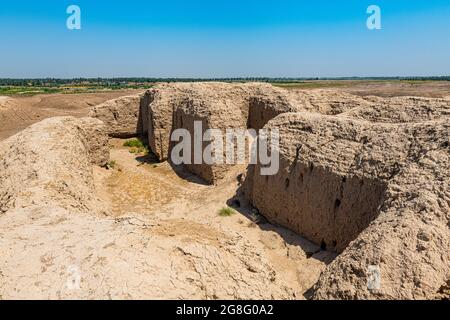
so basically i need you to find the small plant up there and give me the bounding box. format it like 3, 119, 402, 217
123, 138, 145, 148
218, 207, 236, 217
124, 138, 150, 155
107, 160, 116, 169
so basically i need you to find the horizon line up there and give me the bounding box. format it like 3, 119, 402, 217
1, 76, 450, 81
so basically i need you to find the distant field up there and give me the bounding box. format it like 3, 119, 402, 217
0, 85, 154, 96
273, 80, 450, 98
1, 79, 449, 98
272, 80, 360, 89
0, 86, 62, 95
2, 82, 341, 96
272, 79, 447, 89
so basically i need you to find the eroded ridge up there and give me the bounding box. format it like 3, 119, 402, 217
1, 83, 449, 300
89, 82, 449, 299
241, 112, 449, 299
0, 116, 323, 299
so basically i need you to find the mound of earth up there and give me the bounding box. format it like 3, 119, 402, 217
144, 82, 284, 161
91, 83, 379, 184
0, 116, 109, 216
1, 83, 449, 300
0, 90, 143, 141
91, 82, 296, 183
89, 94, 145, 138
242, 112, 449, 299
0, 116, 328, 299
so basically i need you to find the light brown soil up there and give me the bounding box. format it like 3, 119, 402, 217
1, 82, 448, 299
284, 80, 450, 98
0, 117, 332, 299
0, 90, 143, 141
93, 138, 335, 298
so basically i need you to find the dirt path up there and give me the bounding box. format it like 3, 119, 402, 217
93, 139, 336, 298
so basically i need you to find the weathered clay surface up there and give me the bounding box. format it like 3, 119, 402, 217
143, 83, 377, 183
171, 83, 263, 183
90, 84, 387, 184
2, 83, 449, 300
243, 111, 450, 299
144, 83, 275, 161
89, 94, 144, 138
247, 89, 375, 130
0, 117, 109, 216
143, 82, 285, 183
247, 86, 300, 130
340, 96, 450, 123
0, 116, 303, 299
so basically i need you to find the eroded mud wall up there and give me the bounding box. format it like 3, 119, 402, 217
244, 112, 450, 299
250, 160, 387, 252
89, 94, 145, 138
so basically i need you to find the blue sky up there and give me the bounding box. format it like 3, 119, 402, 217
0, 0, 449, 78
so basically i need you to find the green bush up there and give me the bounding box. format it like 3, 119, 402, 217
218, 207, 236, 217
123, 138, 145, 148
124, 138, 150, 155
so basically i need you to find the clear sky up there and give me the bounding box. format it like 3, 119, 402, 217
0, 0, 449, 78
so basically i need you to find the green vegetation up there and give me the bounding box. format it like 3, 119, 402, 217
0, 77, 448, 96
0, 78, 157, 96
123, 138, 149, 155
107, 160, 117, 169
218, 207, 236, 217
123, 138, 145, 148
0, 86, 62, 96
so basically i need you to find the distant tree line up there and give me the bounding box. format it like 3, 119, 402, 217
0, 76, 449, 87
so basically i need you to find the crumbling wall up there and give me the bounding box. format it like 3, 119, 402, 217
145, 84, 186, 161
90, 83, 383, 184
146, 82, 289, 183
247, 90, 298, 130
2, 83, 449, 299
0, 116, 109, 215
90, 94, 145, 138
244, 113, 397, 251
243, 112, 450, 299
312, 119, 450, 300
172, 96, 248, 184
0, 115, 296, 300
249, 161, 387, 252
293, 89, 373, 115
246, 88, 378, 130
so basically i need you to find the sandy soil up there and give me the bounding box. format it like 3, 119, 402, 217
285, 81, 450, 98
2, 81, 449, 142
93, 139, 336, 298
0, 90, 143, 141
0, 82, 448, 299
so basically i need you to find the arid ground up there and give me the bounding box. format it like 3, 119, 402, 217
0, 81, 448, 299
2, 81, 450, 142
0, 90, 143, 141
